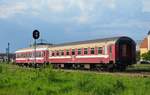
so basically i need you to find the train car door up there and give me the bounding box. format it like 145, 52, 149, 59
43, 50, 49, 63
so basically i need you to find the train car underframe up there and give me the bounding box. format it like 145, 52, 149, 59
51, 62, 123, 72
16, 61, 128, 72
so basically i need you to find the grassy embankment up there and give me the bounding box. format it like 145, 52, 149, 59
0, 63, 150, 95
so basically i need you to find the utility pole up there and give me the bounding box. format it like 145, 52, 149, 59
6, 42, 10, 63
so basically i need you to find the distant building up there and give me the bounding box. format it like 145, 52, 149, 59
0, 53, 15, 62
136, 40, 142, 52
140, 31, 150, 55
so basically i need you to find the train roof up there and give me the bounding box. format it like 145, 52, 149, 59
16, 36, 134, 52
15, 45, 50, 53
51, 36, 125, 47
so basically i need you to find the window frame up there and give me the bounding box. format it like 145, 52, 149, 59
84, 48, 88, 55
56, 51, 59, 56
78, 48, 82, 55
72, 49, 75, 55
98, 47, 103, 54
90, 48, 95, 54
66, 49, 70, 55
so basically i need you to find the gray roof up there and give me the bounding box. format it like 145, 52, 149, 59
52, 36, 122, 47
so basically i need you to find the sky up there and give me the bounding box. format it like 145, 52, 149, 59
0, 0, 150, 52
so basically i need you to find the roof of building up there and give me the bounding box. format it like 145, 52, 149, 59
140, 37, 148, 48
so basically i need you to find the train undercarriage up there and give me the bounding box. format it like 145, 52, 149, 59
16, 62, 128, 72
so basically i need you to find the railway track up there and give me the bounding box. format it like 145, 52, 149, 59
60, 69, 150, 78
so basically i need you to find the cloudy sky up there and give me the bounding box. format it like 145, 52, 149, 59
0, 0, 150, 52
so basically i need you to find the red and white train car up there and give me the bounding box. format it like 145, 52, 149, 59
15, 36, 136, 70
15, 45, 49, 66
48, 36, 136, 70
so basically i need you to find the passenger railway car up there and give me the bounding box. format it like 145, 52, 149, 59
15, 36, 136, 70
15, 45, 49, 66
49, 36, 136, 70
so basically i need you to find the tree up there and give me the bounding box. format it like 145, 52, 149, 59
141, 51, 150, 61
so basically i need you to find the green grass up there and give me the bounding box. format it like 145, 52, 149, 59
0, 63, 150, 95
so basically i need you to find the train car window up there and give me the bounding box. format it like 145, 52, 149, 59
78, 49, 82, 55
66, 50, 69, 55
91, 48, 95, 54
25, 53, 26, 58
52, 51, 55, 56
35, 52, 37, 57
27, 53, 29, 57
98, 47, 103, 54
36, 52, 38, 57
109, 46, 112, 53
29, 53, 31, 57
61, 50, 64, 56
42, 52, 45, 56
22, 54, 24, 58
31, 52, 33, 57
27, 53, 30, 58
84, 48, 88, 55
109, 46, 112, 58
122, 44, 127, 57
26, 53, 28, 58
56, 51, 59, 56
41, 52, 44, 57
38, 52, 40, 57
39, 52, 41, 57
32, 52, 34, 57
72, 49, 75, 55
27, 53, 29, 58
21, 54, 23, 58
